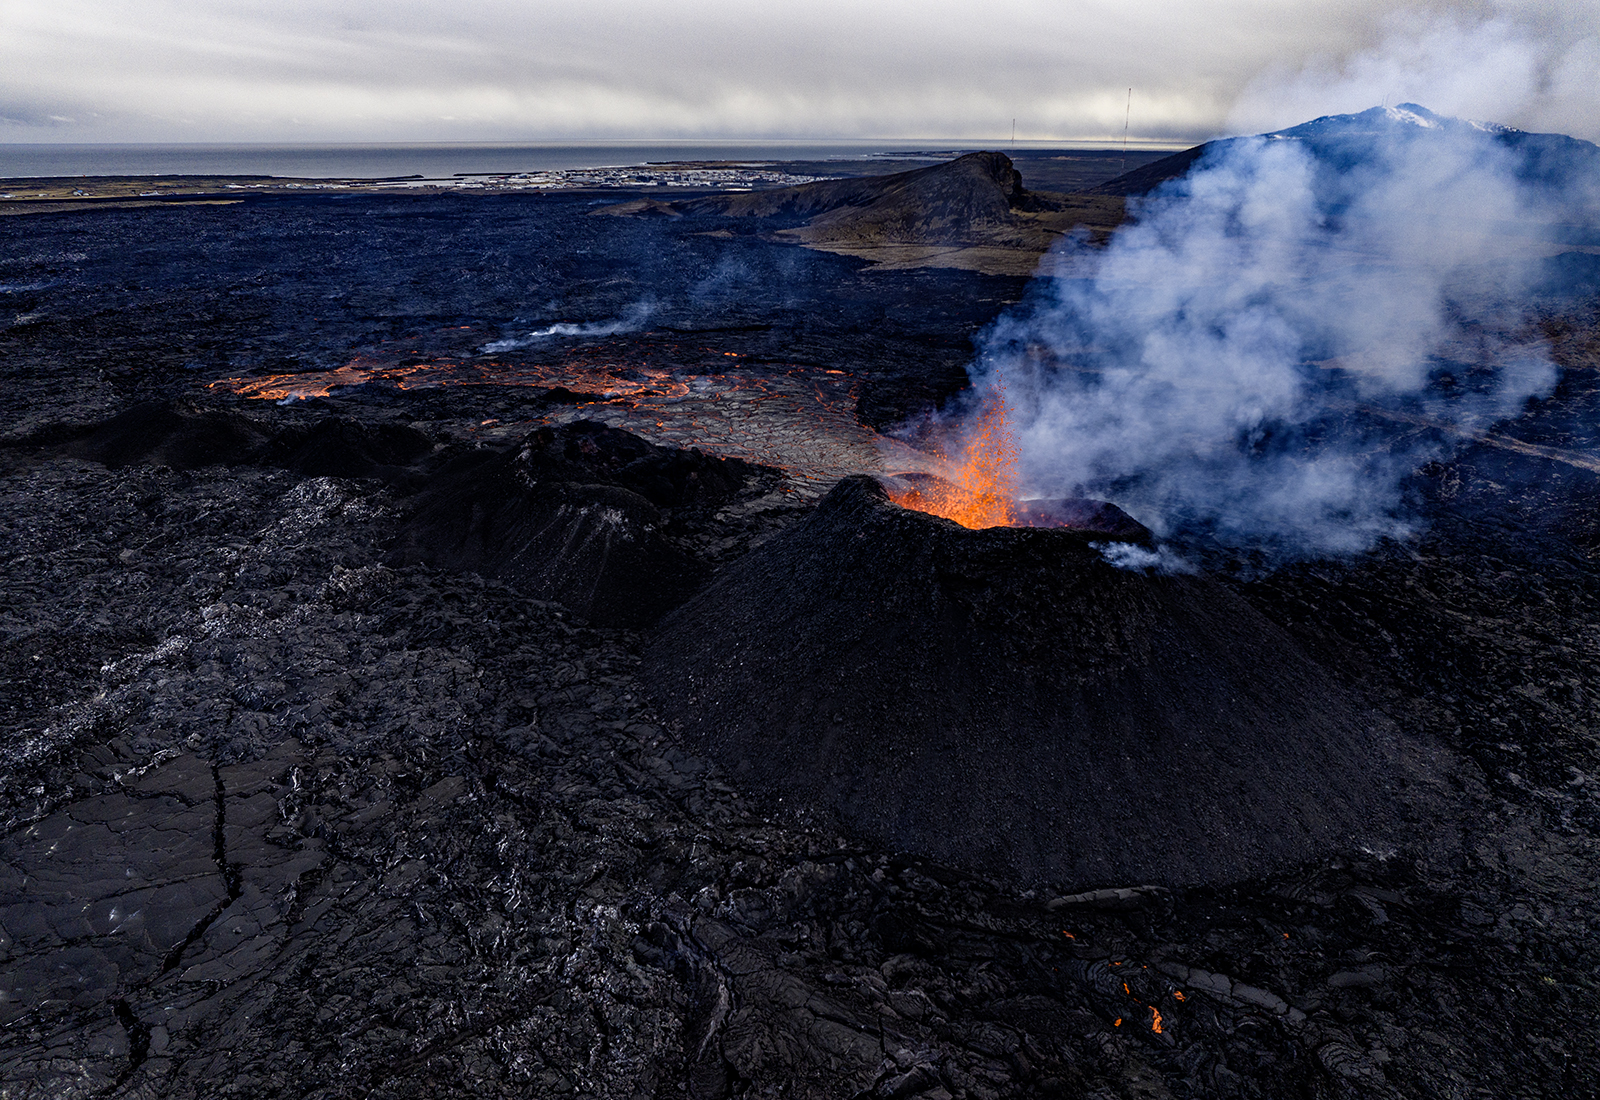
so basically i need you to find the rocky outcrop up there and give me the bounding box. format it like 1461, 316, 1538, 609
45, 401, 433, 484
389, 420, 774, 627
56, 400, 273, 469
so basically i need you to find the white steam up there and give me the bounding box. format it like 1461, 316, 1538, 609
481, 302, 654, 352
1091, 542, 1194, 575
976, 119, 1561, 556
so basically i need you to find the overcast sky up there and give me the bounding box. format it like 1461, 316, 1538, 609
2, 0, 1596, 144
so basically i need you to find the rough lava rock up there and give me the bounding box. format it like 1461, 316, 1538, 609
389, 420, 772, 627
2, 179, 1599, 1100
55, 400, 272, 470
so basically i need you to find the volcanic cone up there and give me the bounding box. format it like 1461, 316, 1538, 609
644, 476, 1452, 887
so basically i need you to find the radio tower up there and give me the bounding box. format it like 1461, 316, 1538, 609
1120, 88, 1132, 174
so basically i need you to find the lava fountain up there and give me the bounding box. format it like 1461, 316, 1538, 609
880, 383, 1151, 541
886, 383, 1020, 529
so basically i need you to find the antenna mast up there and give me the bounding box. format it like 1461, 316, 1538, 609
1121, 88, 1132, 173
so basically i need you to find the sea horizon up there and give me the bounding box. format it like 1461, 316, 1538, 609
0, 139, 1193, 181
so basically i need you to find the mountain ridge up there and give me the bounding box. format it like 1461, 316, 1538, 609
1089, 103, 1600, 197
598, 106, 1599, 276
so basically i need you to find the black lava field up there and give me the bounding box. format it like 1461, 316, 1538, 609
3, 181, 1600, 1100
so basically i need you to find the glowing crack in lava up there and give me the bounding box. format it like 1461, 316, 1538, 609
886, 383, 1020, 529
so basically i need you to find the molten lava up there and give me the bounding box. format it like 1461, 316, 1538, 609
887, 385, 1019, 529
210, 357, 697, 403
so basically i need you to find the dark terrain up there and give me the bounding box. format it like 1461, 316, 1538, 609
1, 149, 1599, 1100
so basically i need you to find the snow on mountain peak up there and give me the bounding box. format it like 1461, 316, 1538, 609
1385, 103, 1441, 128
1266, 104, 1521, 141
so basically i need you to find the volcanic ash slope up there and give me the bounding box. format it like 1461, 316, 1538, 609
644, 476, 1458, 888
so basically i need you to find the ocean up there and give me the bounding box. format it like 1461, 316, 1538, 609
0, 140, 1187, 180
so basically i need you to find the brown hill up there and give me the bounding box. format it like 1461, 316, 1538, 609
684, 150, 1028, 223
605, 152, 1125, 275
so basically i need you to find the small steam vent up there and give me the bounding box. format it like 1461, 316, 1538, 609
644, 476, 1453, 888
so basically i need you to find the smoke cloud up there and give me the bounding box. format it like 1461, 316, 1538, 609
973, 116, 1562, 557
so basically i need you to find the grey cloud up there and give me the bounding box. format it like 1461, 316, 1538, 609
0, 2, 1594, 142
1230, 8, 1600, 138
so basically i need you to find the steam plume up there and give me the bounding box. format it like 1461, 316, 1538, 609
482, 302, 654, 352
974, 114, 1561, 556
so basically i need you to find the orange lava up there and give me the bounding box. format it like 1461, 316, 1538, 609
210, 357, 694, 402
1149, 1006, 1164, 1034
888, 383, 1019, 529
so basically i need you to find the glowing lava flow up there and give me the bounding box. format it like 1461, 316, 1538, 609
209, 358, 694, 403
213, 350, 1035, 510
887, 383, 1019, 529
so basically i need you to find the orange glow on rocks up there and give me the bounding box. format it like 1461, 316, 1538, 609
210, 357, 694, 403
887, 383, 1019, 529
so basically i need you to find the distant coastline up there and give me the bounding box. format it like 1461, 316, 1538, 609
0, 140, 1191, 182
